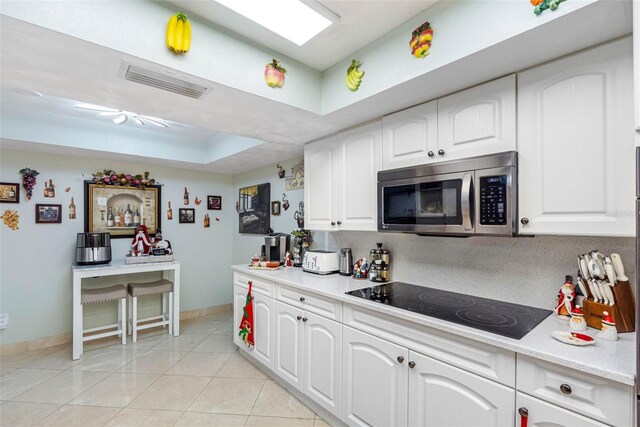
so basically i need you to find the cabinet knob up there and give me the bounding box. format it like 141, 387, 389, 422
560, 384, 572, 395
428, 151, 435, 158
296, 315, 302, 321
337, 221, 342, 225
397, 356, 404, 363
302, 317, 308, 322
518, 407, 529, 427
299, 297, 305, 302
520, 217, 529, 225
438, 149, 445, 156
331, 221, 336, 226
408, 361, 416, 369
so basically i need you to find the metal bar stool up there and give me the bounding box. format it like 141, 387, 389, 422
127, 279, 174, 342
81, 284, 127, 348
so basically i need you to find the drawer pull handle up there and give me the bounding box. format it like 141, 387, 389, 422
296, 315, 302, 321
408, 361, 416, 369
331, 221, 336, 226
518, 407, 528, 427
428, 151, 434, 157
299, 297, 305, 302
302, 317, 308, 322
438, 149, 445, 156
560, 384, 572, 395
397, 356, 404, 363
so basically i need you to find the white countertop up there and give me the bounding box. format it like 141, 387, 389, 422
73, 259, 180, 273
232, 264, 636, 386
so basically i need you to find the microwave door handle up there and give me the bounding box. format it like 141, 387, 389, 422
461, 173, 473, 230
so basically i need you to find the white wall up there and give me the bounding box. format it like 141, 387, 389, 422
326, 232, 635, 310
231, 156, 321, 265
0, 148, 235, 345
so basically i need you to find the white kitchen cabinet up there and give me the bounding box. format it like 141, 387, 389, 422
518, 38, 635, 236
233, 285, 275, 370
382, 100, 438, 170
437, 74, 516, 161
634, 0, 640, 131
408, 351, 515, 427
304, 121, 382, 231
274, 300, 343, 417
342, 326, 408, 427
516, 393, 609, 427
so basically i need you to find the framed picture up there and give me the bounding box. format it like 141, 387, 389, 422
35, 204, 62, 223
238, 183, 270, 234
84, 181, 161, 238
0, 183, 20, 203
271, 201, 281, 216
179, 208, 195, 223
207, 195, 222, 210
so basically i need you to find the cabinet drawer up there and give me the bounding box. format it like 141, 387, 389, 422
276, 285, 342, 321
344, 304, 515, 387
517, 355, 633, 427
516, 392, 609, 427
233, 272, 274, 297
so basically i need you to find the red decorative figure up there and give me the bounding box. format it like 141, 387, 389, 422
130, 225, 152, 256
554, 276, 575, 318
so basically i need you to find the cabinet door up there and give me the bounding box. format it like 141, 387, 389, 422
518, 38, 634, 236
274, 301, 304, 391
516, 393, 609, 427
303, 312, 342, 418
233, 285, 246, 349
342, 326, 408, 427
337, 121, 382, 231
408, 351, 514, 427
382, 101, 438, 170
251, 293, 274, 370
304, 135, 339, 231
437, 74, 516, 161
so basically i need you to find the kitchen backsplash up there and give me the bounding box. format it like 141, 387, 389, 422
326, 231, 635, 310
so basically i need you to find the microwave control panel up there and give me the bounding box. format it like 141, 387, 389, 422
479, 175, 507, 225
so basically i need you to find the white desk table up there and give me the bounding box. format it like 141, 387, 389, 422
72, 260, 181, 360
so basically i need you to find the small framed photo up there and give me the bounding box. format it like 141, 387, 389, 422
0, 183, 20, 203
271, 201, 281, 216
179, 208, 195, 223
207, 195, 222, 210
35, 204, 62, 223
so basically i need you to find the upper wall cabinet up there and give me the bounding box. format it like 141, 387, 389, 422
437, 74, 516, 161
382, 100, 438, 170
518, 38, 634, 237
304, 121, 382, 231
381, 75, 516, 171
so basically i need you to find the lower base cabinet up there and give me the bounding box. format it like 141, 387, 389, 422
516, 393, 609, 427
274, 300, 343, 417
342, 326, 514, 427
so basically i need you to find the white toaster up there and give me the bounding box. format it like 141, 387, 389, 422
302, 250, 340, 275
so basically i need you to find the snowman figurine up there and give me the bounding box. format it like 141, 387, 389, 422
597, 311, 618, 341
569, 305, 587, 332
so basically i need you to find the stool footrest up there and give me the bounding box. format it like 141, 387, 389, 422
83, 323, 120, 334
83, 329, 123, 342
137, 320, 170, 331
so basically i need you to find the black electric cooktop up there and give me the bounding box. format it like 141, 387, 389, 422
345, 282, 551, 340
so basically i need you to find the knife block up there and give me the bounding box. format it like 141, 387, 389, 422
582, 280, 635, 333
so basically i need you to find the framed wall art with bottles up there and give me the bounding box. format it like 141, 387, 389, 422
84, 181, 161, 238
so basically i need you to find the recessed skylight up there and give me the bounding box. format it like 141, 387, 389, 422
213, 0, 338, 46
75, 103, 170, 128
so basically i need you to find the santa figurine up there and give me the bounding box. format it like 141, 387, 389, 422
284, 252, 293, 268
554, 275, 576, 319
597, 311, 618, 341
131, 225, 153, 256
569, 305, 587, 332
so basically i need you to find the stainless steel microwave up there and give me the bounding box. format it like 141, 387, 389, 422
377, 151, 517, 236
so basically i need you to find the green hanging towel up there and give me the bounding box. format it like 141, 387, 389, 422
238, 281, 254, 347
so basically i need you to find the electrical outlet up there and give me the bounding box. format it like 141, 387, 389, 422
0, 313, 8, 329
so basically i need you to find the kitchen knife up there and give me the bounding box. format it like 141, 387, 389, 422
597, 280, 610, 305
586, 258, 605, 302
588, 258, 605, 279
610, 253, 628, 282
576, 275, 590, 299
579, 255, 591, 279
604, 257, 617, 286
600, 280, 615, 306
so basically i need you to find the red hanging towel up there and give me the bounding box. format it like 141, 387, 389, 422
238, 281, 254, 347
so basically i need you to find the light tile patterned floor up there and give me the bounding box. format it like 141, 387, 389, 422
0, 311, 331, 427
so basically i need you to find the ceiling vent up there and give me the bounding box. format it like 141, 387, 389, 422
118, 61, 212, 99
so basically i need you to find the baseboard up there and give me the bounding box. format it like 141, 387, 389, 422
0, 303, 232, 356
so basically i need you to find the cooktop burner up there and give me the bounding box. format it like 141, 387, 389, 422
345, 282, 551, 340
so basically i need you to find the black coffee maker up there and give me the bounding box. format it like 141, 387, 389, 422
264, 233, 291, 265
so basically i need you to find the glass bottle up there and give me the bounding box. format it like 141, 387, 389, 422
48, 179, 55, 198
133, 206, 140, 226
183, 187, 189, 205
8, 186, 15, 199
107, 207, 115, 227
114, 207, 122, 227
124, 203, 133, 227
167, 201, 173, 220
69, 197, 76, 219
